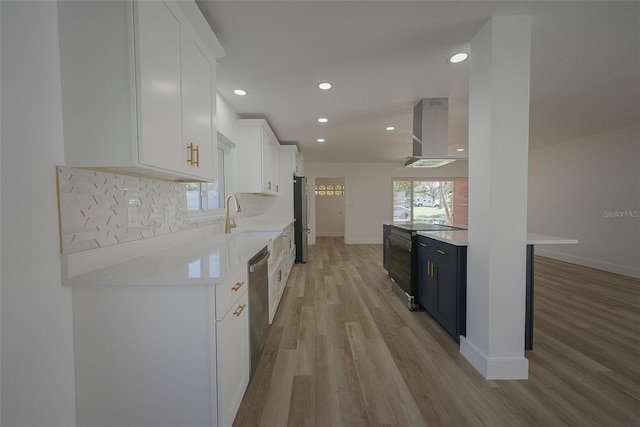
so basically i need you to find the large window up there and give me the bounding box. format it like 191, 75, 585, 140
187, 146, 226, 212
393, 179, 468, 226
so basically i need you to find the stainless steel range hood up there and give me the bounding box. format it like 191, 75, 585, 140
403, 98, 467, 168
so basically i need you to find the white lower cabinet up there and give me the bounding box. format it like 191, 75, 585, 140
71, 263, 250, 427
216, 272, 250, 427
72, 285, 218, 427
268, 225, 296, 324
268, 255, 283, 324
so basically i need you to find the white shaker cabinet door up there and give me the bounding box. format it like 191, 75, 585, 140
236, 119, 280, 195
135, 0, 184, 173
181, 30, 217, 179
216, 291, 250, 427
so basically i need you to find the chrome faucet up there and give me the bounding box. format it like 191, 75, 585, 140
224, 194, 242, 233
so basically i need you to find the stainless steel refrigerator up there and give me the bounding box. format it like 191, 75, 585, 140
293, 175, 309, 263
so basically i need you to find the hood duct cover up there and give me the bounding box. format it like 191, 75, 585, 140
403, 98, 467, 168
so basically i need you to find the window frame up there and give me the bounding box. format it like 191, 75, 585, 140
392, 177, 467, 225
187, 145, 229, 220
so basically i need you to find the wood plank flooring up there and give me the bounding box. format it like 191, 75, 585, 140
234, 237, 640, 426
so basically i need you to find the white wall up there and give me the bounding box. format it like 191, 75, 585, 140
528, 124, 640, 278
0, 3, 3, 420
304, 161, 468, 244
216, 93, 238, 144
1, 2, 77, 425
315, 178, 345, 237
216, 93, 240, 197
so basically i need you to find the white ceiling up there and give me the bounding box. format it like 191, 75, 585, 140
196, 0, 639, 163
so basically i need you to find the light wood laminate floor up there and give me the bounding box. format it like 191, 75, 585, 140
234, 237, 640, 426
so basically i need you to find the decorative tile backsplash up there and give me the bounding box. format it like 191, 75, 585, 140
58, 167, 264, 254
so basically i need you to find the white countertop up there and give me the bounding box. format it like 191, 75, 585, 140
62, 217, 294, 287
416, 230, 578, 247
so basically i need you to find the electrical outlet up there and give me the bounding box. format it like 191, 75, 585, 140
127, 206, 139, 228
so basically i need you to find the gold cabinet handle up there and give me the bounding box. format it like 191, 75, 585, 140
186, 142, 194, 165
233, 304, 246, 317
276, 184, 279, 192
419, 242, 427, 247
193, 144, 200, 167
278, 269, 282, 281
436, 249, 446, 255
231, 281, 244, 292
268, 181, 272, 190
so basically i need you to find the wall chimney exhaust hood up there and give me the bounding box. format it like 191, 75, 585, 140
403, 98, 467, 168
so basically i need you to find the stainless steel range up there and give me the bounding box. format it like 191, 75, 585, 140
385, 223, 463, 310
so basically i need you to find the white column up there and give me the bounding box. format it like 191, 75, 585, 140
460, 16, 532, 380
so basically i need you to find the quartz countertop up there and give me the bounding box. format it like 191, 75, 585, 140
416, 230, 579, 247
62, 217, 294, 287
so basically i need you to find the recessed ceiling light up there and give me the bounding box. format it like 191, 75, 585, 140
318, 117, 328, 123
386, 126, 395, 131
456, 148, 465, 152
318, 82, 332, 90
233, 89, 247, 96
448, 52, 468, 64
317, 138, 325, 143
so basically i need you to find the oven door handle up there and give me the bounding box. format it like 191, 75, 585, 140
389, 235, 412, 252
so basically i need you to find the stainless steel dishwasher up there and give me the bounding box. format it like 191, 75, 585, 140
248, 247, 270, 377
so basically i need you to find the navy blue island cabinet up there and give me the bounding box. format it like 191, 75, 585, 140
417, 235, 467, 343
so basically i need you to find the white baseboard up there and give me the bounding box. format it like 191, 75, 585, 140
460, 337, 529, 380
535, 249, 640, 279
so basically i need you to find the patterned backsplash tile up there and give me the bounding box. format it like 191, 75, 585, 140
58, 167, 264, 254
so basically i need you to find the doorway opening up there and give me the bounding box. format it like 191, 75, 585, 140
314, 177, 345, 242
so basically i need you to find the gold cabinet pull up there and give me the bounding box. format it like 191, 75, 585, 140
233, 304, 246, 317
436, 249, 447, 255
193, 144, 200, 167
276, 184, 279, 192
268, 181, 272, 190
231, 281, 244, 292
419, 242, 427, 247
186, 142, 194, 165
278, 269, 282, 281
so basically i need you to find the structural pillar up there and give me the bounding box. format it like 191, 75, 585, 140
460, 16, 532, 379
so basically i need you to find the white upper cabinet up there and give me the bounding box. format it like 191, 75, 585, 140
236, 119, 280, 195
58, 0, 224, 182
135, 1, 183, 174
180, 26, 217, 178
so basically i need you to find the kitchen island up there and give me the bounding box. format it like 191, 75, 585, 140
383, 222, 578, 348
417, 230, 578, 350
